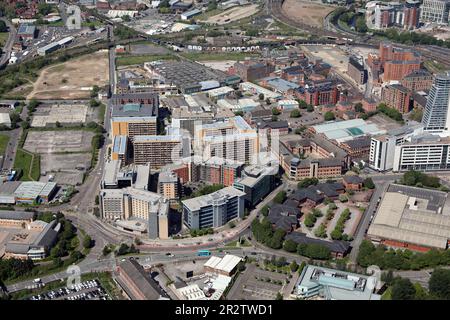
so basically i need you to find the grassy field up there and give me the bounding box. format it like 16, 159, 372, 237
0, 32, 9, 47
0, 134, 10, 155
116, 54, 177, 66
180, 51, 259, 61
13, 148, 41, 181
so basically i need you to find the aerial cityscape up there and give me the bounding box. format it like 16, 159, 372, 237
0, 0, 450, 305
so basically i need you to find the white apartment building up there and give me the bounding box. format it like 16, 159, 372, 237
420, 0, 450, 24
369, 125, 423, 171
393, 134, 450, 171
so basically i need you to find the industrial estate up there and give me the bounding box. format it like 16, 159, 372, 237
0, 0, 449, 305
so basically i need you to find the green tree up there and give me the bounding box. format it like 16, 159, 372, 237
275, 292, 283, 300
272, 107, 281, 115
381, 270, 395, 285
355, 16, 368, 33
354, 102, 364, 113
259, 93, 265, 101
290, 260, 299, 272
290, 109, 301, 118
261, 205, 270, 217
90, 99, 100, 108
102, 245, 111, 256
273, 191, 286, 204
363, 177, 375, 189
283, 239, 297, 252
391, 278, 416, 300
38, 3, 53, 16
0, 21, 7, 33
83, 235, 92, 249
207, 0, 218, 11
306, 105, 314, 112
324, 111, 335, 121
297, 178, 319, 188
298, 99, 308, 109
429, 269, 450, 299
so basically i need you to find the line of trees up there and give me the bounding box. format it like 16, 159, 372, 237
357, 240, 450, 270
377, 103, 403, 123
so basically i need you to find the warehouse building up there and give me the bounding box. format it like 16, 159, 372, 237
145, 61, 237, 94
367, 184, 450, 251
0, 210, 35, 228
203, 254, 243, 276
13, 181, 57, 204
116, 259, 169, 300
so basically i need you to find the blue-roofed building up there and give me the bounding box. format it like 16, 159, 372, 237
295, 265, 381, 300
17, 24, 36, 39
112, 135, 128, 164
181, 8, 202, 20
260, 77, 300, 95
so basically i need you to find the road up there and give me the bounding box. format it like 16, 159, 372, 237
5, 244, 298, 293
0, 18, 16, 68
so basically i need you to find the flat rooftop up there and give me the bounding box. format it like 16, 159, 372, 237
296, 265, 381, 300
368, 184, 450, 249
111, 103, 157, 118
182, 186, 245, 211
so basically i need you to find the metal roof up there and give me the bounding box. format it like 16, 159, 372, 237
368, 184, 450, 249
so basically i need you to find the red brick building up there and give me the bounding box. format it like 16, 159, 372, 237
379, 43, 421, 82
343, 175, 364, 191
232, 60, 275, 82
294, 80, 340, 106
400, 69, 433, 92
362, 98, 377, 113
381, 84, 412, 114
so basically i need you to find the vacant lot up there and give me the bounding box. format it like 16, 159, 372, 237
281, 0, 335, 28
28, 50, 109, 100
202, 4, 260, 25
22, 130, 95, 185
31, 104, 91, 127
23, 130, 94, 154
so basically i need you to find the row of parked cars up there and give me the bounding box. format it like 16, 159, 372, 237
29, 280, 109, 300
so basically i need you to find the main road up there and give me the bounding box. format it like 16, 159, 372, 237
0, 17, 16, 68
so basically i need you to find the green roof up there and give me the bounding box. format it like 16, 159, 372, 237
123, 103, 141, 112
347, 127, 364, 136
